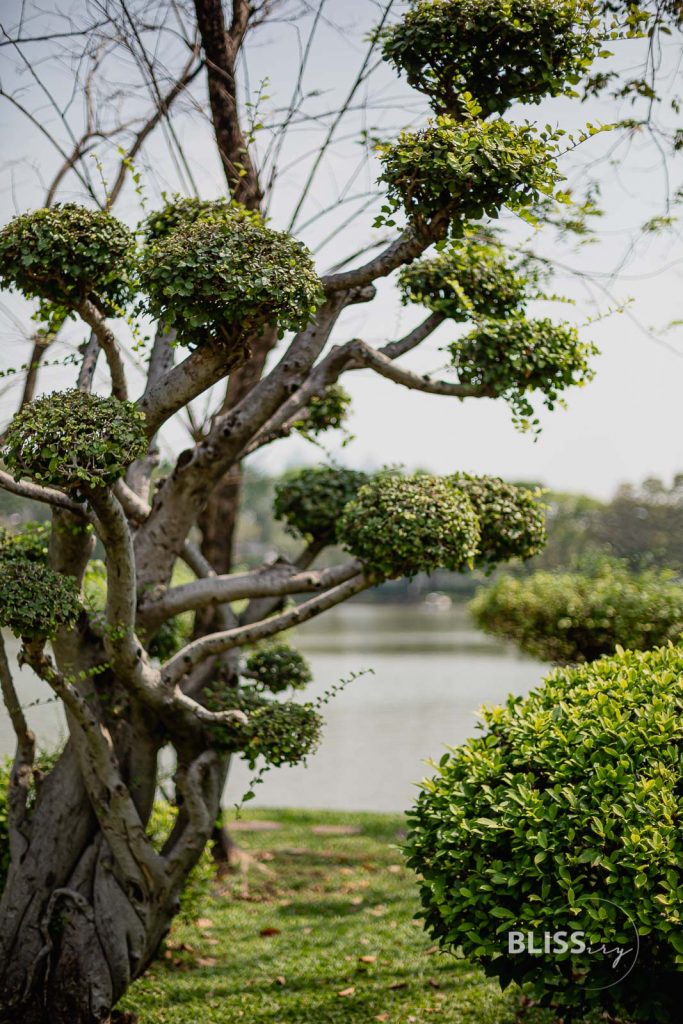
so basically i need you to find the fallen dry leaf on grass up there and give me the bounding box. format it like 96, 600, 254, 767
358, 955, 377, 964
374, 1015, 389, 1022
388, 981, 407, 990
275, 975, 286, 986
387, 864, 402, 874
259, 927, 282, 937
196, 918, 214, 929
195, 957, 217, 968
337, 986, 356, 997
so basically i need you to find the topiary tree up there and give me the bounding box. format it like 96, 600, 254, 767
0, 1, 620, 1020
405, 643, 683, 1023
471, 559, 683, 663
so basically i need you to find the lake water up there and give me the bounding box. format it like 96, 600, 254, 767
0, 603, 549, 813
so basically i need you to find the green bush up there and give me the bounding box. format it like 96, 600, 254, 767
245, 641, 313, 694
449, 314, 597, 428
273, 465, 369, 544
0, 204, 135, 314
0, 558, 81, 639
448, 474, 546, 570
339, 472, 480, 578
3, 389, 147, 490
377, 115, 562, 231
471, 561, 683, 663
404, 644, 683, 1022
139, 217, 322, 347
380, 0, 602, 117
0, 522, 50, 564
398, 233, 539, 322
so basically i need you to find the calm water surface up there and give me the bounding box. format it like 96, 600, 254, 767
0, 603, 549, 813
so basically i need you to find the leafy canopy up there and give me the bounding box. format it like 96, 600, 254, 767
449, 315, 598, 429
471, 559, 683, 662
245, 641, 313, 694
273, 466, 370, 544
398, 233, 540, 321
0, 204, 135, 315
3, 389, 148, 490
447, 474, 546, 569
377, 114, 563, 233
0, 558, 81, 639
139, 215, 323, 348
381, 0, 604, 117
405, 643, 683, 1021
338, 473, 480, 578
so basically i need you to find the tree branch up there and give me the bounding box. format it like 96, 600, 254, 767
75, 300, 128, 401
0, 633, 35, 859
139, 558, 364, 632
0, 469, 89, 518
161, 572, 372, 686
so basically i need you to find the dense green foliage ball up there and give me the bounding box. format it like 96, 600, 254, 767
141, 195, 262, 242
449, 315, 598, 427
139, 218, 322, 347
0, 204, 135, 313
338, 473, 480, 578
381, 0, 602, 117
245, 641, 313, 694
273, 466, 369, 543
377, 116, 561, 230
294, 384, 352, 437
471, 561, 683, 662
0, 558, 81, 638
405, 644, 683, 1021
3, 389, 147, 490
0, 522, 50, 564
448, 474, 546, 569
398, 235, 538, 321
209, 688, 323, 769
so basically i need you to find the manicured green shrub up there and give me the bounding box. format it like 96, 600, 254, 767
338, 473, 479, 578
404, 643, 683, 1022
141, 195, 262, 242
0, 204, 135, 313
0, 522, 50, 564
294, 384, 352, 437
139, 217, 322, 347
244, 641, 313, 694
398, 234, 539, 321
449, 315, 598, 428
273, 465, 369, 544
377, 115, 562, 231
448, 475, 546, 570
0, 558, 81, 639
3, 389, 147, 490
471, 561, 683, 663
380, 0, 602, 117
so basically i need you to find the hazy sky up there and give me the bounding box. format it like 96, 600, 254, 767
1, 0, 683, 499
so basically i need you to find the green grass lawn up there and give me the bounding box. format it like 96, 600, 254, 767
119, 807, 531, 1024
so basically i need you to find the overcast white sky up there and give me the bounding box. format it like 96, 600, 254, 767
1, 0, 683, 498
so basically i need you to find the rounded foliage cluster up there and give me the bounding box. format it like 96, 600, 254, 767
245, 641, 313, 694
295, 384, 352, 437
0, 204, 135, 313
398, 235, 538, 321
0, 558, 81, 638
380, 0, 602, 117
471, 560, 683, 663
3, 389, 148, 490
273, 465, 369, 544
449, 315, 597, 427
0, 521, 50, 564
405, 643, 683, 1021
338, 473, 480, 578
377, 116, 561, 230
216, 690, 323, 769
141, 195, 262, 242
139, 217, 322, 347
448, 474, 546, 569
